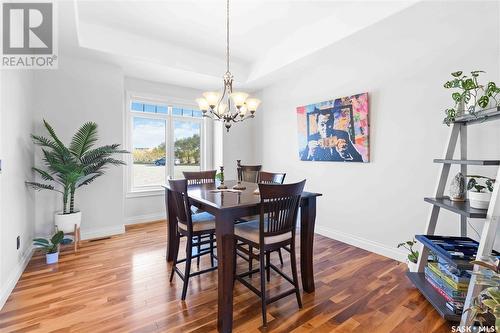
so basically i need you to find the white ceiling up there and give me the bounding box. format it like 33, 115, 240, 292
67, 0, 417, 90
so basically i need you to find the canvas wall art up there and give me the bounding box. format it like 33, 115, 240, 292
296, 92, 369, 162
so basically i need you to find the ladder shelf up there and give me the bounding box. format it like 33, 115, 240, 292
433, 159, 500, 166
410, 120, 500, 327
424, 197, 488, 219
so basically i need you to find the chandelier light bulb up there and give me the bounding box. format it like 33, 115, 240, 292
203, 92, 221, 108
239, 104, 247, 117
196, 98, 209, 111
229, 92, 249, 108
245, 98, 261, 112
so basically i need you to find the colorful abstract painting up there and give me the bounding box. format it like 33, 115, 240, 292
297, 93, 369, 162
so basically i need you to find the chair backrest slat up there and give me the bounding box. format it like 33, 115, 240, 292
183, 170, 217, 185
259, 171, 286, 184
237, 160, 262, 183
258, 180, 306, 238
168, 178, 193, 233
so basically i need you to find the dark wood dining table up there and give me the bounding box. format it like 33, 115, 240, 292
163, 180, 321, 332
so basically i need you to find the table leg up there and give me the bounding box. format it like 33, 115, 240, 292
300, 196, 316, 293
215, 210, 235, 333
165, 189, 178, 262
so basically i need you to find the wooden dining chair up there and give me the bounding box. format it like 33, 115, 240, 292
258, 171, 286, 184
183, 170, 217, 185
234, 180, 306, 326
241, 171, 287, 267
182, 170, 217, 267
237, 160, 262, 183
168, 178, 217, 300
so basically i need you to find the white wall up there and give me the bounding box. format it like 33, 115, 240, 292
222, 117, 257, 180
254, 1, 500, 261
0, 71, 36, 308
32, 56, 125, 240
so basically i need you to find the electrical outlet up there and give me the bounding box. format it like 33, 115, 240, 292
16, 236, 20, 250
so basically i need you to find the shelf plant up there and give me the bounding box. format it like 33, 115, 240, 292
26, 120, 127, 232
443, 71, 500, 125
467, 175, 496, 209
464, 258, 500, 331
33, 231, 72, 264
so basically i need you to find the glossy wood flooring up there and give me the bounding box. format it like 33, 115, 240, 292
0, 222, 452, 333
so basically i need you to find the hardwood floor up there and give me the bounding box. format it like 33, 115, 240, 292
0, 222, 452, 333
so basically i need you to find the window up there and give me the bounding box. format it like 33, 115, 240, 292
127, 96, 206, 193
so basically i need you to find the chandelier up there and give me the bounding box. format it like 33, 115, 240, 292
195, 0, 261, 132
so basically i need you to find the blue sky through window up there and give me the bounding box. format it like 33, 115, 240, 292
133, 117, 165, 149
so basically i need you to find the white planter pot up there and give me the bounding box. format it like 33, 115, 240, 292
407, 260, 419, 272
54, 211, 81, 233
46, 252, 59, 264
469, 191, 492, 210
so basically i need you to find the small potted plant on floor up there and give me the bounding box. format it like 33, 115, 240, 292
26, 120, 127, 233
468, 175, 496, 209
33, 231, 72, 264
397, 240, 419, 272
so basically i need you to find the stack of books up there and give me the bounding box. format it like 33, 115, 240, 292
416, 235, 500, 315
424, 258, 470, 314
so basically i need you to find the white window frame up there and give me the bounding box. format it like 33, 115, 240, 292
125, 91, 209, 197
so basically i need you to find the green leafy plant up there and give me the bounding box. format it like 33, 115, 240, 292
26, 120, 127, 214
443, 71, 500, 125
467, 175, 496, 193
33, 231, 71, 254
397, 240, 419, 263
464, 259, 500, 330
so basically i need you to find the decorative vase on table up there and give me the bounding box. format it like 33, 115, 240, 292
449, 172, 466, 201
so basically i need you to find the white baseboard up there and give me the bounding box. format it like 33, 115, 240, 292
125, 212, 165, 226
0, 246, 34, 311
80, 225, 125, 240
315, 225, 407, 263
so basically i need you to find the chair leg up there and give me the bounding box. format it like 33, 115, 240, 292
278, 249, 284, 265
210, 234, 215, 268
290, 241, 302, 308
266, 251, 271, 282
74, 224, 78, 253
170, 233, 180, 282
181, 237, 193, 300
196, 236, 201, 268
233, 239, 237, 285
248, 245, 253, 278
259, 250, 267, 326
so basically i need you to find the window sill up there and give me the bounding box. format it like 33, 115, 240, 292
126, 189, 164, 198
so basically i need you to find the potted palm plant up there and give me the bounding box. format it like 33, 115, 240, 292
33, 231, 72, 264
26, 120, 127, 232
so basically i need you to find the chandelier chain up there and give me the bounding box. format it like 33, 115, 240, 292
226, 0, 230, 73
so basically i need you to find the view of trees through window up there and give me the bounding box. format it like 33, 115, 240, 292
173, 120, 201, 178
130, 104, 203, 189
